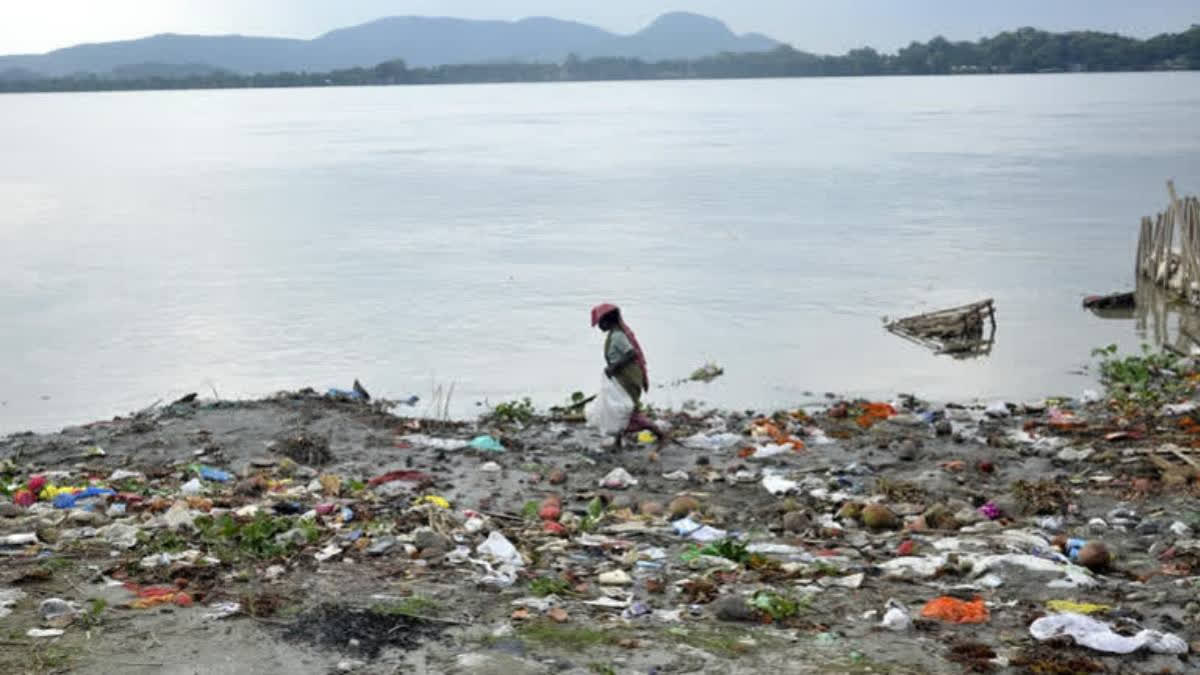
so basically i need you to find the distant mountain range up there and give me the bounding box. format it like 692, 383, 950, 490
0, 12, 781, 79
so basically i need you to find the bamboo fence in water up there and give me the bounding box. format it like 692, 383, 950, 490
1137, 181, 1200, 304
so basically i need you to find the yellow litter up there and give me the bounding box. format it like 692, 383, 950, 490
1046, 600, 1110, 615
416, 495, 450, 509
637, 431, 657, 444
39, 485, 85, 501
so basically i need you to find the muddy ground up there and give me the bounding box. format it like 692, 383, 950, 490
1, 390, 1198, 674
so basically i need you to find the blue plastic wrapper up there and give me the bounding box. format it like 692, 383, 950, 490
468, 435, 506, 453
52, 487, 116, 509
1066, 538, 1087, 561
197, 466, 233, 482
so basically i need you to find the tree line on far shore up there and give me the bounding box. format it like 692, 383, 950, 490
3, 24, 1198, 94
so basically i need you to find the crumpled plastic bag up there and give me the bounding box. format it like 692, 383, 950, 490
880, 599, 912, 631
473, 531, 525, 587
681, 432, 745, 450
598, 467, 638, 489
1030, 613, 1188, 654
586, 377, 634, 435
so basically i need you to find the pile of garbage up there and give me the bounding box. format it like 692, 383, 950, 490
1, 382, 1199, 672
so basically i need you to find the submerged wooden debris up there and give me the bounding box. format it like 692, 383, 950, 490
1083, 292, 1135, 311
885, 299, 996, 358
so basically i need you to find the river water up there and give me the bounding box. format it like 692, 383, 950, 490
2, 73, 1199, 432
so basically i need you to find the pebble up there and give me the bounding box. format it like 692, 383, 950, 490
861, 504, 900, 531
1135, 520, 1159, 535
639, 501, 664, 517
1170, 521, 1194, 537
668, 496, 701, 519
366, 536, 396, 556
547, 469, 567, 485
1077, 542, 1111, 571
713, 595, 757, 623
413, 528, 450, 552
598, 570, 632, 586
782, 510, 810, 533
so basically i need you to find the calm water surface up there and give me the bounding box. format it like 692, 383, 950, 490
3, 73, 1200, 432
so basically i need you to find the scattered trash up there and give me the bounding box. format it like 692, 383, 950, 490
599, 468, 638, 489
468, 436, 506, 453
1029, 613, 1188, 655
203, 602, 242, 620
586, 377, 635, 435
1046, 600, 1110, 615
195, 465, 234, 482
880, 599, 913, 632
920, 596, 989, 624
761, 473, 798, 495
368, 470, 431, 488
0, 588, 27, 619
672, 517, 727, 542
0, 373, 1197, 672
38, 598, 80, 623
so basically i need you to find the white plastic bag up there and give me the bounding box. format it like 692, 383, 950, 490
586, 376, 634, 435
1030, 613, 1188, 655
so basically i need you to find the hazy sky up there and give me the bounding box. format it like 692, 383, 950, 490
2, 0, 1196, 55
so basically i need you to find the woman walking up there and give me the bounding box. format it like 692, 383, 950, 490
591, 303, 667, 448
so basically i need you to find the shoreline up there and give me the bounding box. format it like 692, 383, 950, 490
2, 364, 1199, 672
2, 67, 1197, 97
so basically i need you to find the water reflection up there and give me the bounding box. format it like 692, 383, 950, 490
1089, 283, 1200, 353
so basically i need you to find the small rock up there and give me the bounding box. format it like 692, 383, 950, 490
985, 402, 1011, 418
713, 596, 757, 623
234, 475, 268, 497
367, 536, 397, 556
782, 510, 810, 533
547, 469, 567, 485
38, 598, 78, 622
934, 420, 953, 437
413, 527, 451, 552
163, 501, 198, 531
1077, 542, 1111, 571
479, 462, 502, 473
836, 502, 863, 521
922, 504, 960, 531
274, 528, 308, 546
668, 496, 701, 519
599, 468, 638, 489
895, 439, 919, 461
68, 510, 105, 525
861, 504, 900, 531
1135, 520, 1159, 535
639, 501, 664, 517
547, 607, 569, 623
598, 570, 632, 586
